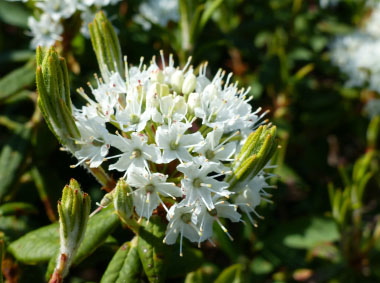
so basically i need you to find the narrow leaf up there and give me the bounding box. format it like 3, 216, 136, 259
0, 126, 31, 201
73, 206, 119, 265
101, 237, 142, 283
8, 223, 59, 263
137, 215, 168, 283
0, 60, 35, 102
214, 264, 243, 283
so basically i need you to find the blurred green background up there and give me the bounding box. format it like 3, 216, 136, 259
0, 0, 379, 282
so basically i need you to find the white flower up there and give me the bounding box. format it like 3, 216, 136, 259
152, 95, 188, 124
26, 0, 121, 48
330, 3, 380, 93
28, 14, 63, 48
73, 118, 112, 168
177, 161, 231, 210
36, 0, 77, 21
194, 127, 236, 164
134, 0, 179, 30
109, 133, 160, 175
235, 174, 274, 225
196, 196, 241, 244
127, 166, 182, 219
156, 122, 203, 163
115, 95, 151, 132
164, 202, 201, 256
80, 8, 96, 38
67, 51, 275, 252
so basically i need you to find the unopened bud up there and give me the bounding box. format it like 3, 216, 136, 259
114, 179, 133, 223
150, 69, 164, 83
171, 70, 184, 93
158, 83, 170, 97
56, 179, 91, 279
182, 73, 197, 95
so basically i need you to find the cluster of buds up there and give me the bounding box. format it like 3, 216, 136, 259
37, 12, 278, 256
51, 179, 91, 282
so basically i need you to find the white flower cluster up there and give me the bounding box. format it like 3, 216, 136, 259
330, 3, 380, 93
25, 0, 121, 48
73, 53, 273, 255
133, 0, 179, 30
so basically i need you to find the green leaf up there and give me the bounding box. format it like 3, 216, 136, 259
0, 50, 34, 64
214, 264, 243, 283
0, 60, 35, 102
0, 202, 38, 217
8, 223, 59, 264
184, 264, 219, 283
250, 256, 274, 275
8, 206, 119, 266
73, 206, 119, 265
0, 216, 32, 242
101, 237, 142, 283
367, 116, 380, 148
199, 0, 224, 32
0, 126, 31, 201
283, 217, 340, 249
0, 0, 31, 28
137, 215, 168, 283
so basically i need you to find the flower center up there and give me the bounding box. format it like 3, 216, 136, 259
145, 184, 155, 193
130, 114, 140, 124
193, 178, 202, 188
181, 213, 192, 224
170, 140, 179, 150
205, 149, 215, 160
132, 149, 142, 158
208, 208, 218, 217
91, 138, 104, 147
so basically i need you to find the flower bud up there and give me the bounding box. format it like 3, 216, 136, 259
89, 11, 123, 83
113, 179, 133, 223
182, 73, 197, 95
158, 83, 170, 97
170, 70, 184, 93
228, 125, 278, 189
187, 92, 200, 112
150, 69, 164, 83
36, 47, 80, 153
56, 179, 91, 278
146, 83, 160, 108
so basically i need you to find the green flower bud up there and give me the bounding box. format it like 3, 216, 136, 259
228, 125, 278, 189
36, 47, 80, 152
159, 83, 170, 97
55, 179, 91, 279
113, 179, 133, 223
89, 11, 123, 83
150, 69, 165, 83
